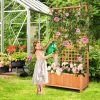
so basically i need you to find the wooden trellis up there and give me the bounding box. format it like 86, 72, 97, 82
47, 5, 89, 92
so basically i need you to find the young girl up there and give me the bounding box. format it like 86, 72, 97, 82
32, 41, 53, 95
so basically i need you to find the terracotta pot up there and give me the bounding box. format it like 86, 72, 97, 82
47, 72, 89, 92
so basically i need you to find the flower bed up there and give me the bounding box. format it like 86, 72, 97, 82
47, 62, 86, 76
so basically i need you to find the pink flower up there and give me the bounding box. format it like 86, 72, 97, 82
56, 67, 63, 72
53, 17, 60, 22
62, 66, 66, 70
77, 11, 81, 16
51, 63, 56, 70
56, 67, 63, 75
72, 67, 79, 74
65, 13, 69, 17
81, 36, 89, 44
27, 55, 32, 61
56, 32, 61, 36
66, 67, 70, 72
76, 28, 80, 33
63, 41, 70, 47
77, 56, 83, 62
72, 67, 76, 73
78, 64, 83, 71
70, 63, 73, 68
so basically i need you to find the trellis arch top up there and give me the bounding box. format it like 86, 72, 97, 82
15, 0, 52, 15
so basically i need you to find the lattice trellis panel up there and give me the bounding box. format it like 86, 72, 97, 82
51, 5, 89, 72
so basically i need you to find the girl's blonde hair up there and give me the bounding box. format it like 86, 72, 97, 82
33, 41, 39, 54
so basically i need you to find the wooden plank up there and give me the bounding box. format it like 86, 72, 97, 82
52, 5, 88, 10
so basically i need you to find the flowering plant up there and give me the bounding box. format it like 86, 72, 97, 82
10, 52, 27, 61
47, 61, 86, 76
7, 45, 16, 54
19, 45, 26, 52
50, 7, 89, 56
7, 45, 26, 54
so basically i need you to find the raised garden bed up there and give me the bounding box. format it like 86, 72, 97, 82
47, 72, 89, 92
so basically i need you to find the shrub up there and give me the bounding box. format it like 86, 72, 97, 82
26, 55, 36, 76
89, 45, 100, 81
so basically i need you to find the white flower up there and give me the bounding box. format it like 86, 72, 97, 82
89, 46, 93, 50
56, 67, 63, 75
51, 70, 55, 73
47, 66, 51, 71
78, 64, 83, 71
56, 70, 61, 75
72, 67, 76, 73
70, 63, 73, 68
77, 56, 83, 62
51, 63, 56, 70
81, 70, 84, 73
62, 62, 68, 66
67, 67, 70, 72
56, 67, 61, 71
74, 63, 76, 67
51, 63, 56, 67
56, 68, 62, 75
65, 13, 69, 17
72, 67, 79, 74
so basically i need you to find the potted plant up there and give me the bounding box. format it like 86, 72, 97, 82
46, 6, 89, 92
0, 53, 10, 73
10, 52, 27, 68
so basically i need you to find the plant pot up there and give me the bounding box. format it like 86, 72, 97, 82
11, 60, 25, 68
0, 66, 9, 73
47, 72, 89, 92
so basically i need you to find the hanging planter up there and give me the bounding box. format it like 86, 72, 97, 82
10, 52, 27, 68
11, 60, 25, 68
0, 66, 9, 73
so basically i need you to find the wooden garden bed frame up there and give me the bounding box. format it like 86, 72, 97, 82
46, 5, 89, 92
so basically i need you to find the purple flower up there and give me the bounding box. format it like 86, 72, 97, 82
53, 17, 60, 22
81, 36, 89, 44
76, 28, 80, 33
62, 41, 70, 47
65, 13, 69, 17
27, 55, 32, 61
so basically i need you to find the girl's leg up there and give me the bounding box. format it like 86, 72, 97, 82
36, 84, 40, 94
39, 84, 43, 94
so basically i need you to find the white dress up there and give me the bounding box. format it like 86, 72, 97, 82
32, 51, 48, 84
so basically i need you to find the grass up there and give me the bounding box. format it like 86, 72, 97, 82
0, 76, 100, 100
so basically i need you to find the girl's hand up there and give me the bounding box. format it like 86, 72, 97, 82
45, 53, 53, 59
44, 38, 54, 50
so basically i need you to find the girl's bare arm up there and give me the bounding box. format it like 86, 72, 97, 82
43, 38, 54, 50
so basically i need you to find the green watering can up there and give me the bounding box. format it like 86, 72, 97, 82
46, 41, 57, 55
